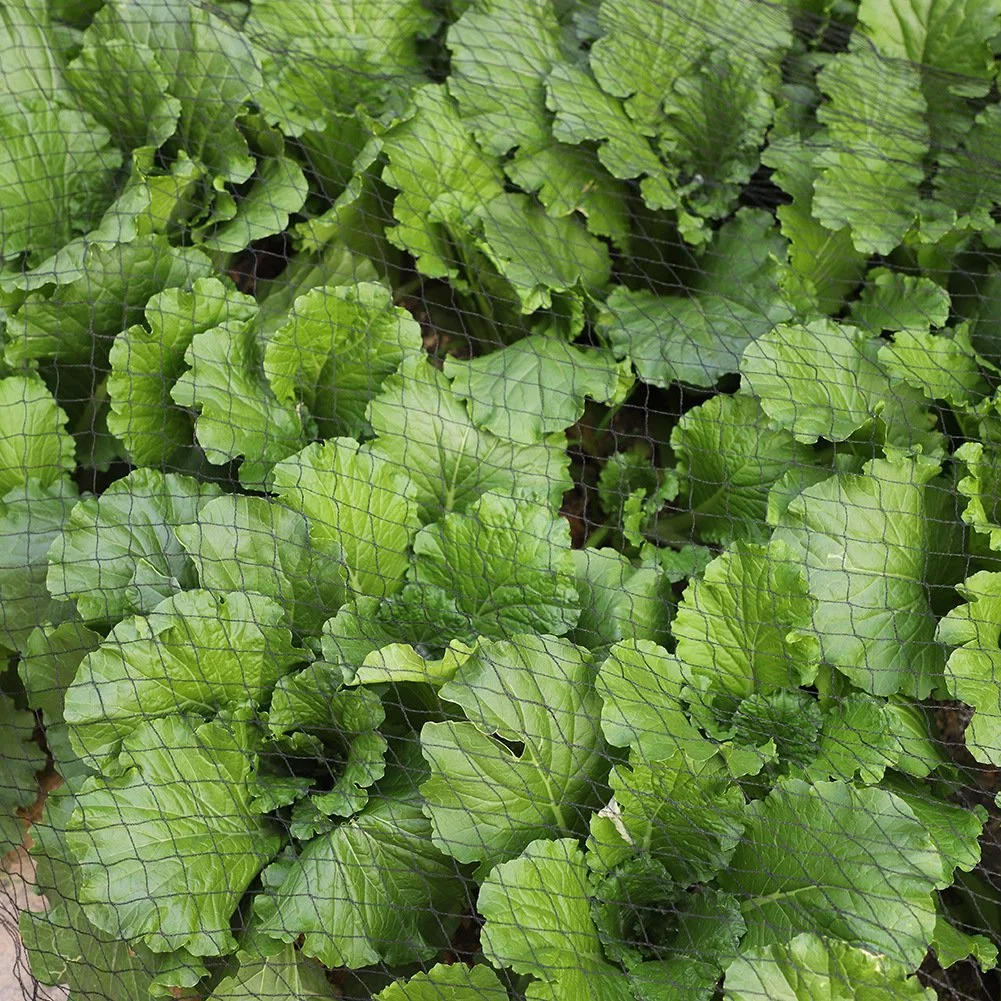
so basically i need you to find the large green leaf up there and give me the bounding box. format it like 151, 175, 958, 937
421, 634, 606, 871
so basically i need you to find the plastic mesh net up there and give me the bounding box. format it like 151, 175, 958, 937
2, 0, 1001, 999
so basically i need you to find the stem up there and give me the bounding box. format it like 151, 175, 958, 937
72, 375, 109, 437
584, 524, 614, 549
649, 509, 696, 545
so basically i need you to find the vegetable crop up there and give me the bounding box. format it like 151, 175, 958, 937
3, 1, 1001, 999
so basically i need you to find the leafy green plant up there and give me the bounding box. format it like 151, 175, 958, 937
2, 1, 1001, 1000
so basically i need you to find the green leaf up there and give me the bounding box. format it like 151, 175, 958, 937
849, 269, 951, 334
672, 540, 819, 700
4, 236, 213, 367
878, 328, 988, 406
381, 84, 505, 279
372, 963, 505, 1001
479, 838, 631, 1000
0, 375, 75, 495
207, 944, 337, 1000
264, 282, 423, 438
0, 99, 120, 263
253, 771, 464, 969
446, 335, 619, 444
367, 354, 571, 521
723, 932, 935, 1000
195, 124, 308, 253
272, 438, 420, 599
246, 0, 435, 130
813, 46, 928, 254
771, 457, 956, 697
606, 752, 747, 884
667, 393, 816, 544
421, 634, 607, 870
47, 468, 222, 623
20, 621, 101, 724
937, 571, 1001, 766
63, 589, 304, 763
717, 779, 944, 965
176, 494, 347, 633
571, 548, 666, 652
598, 210, 794, 388
171, 314, 309, 489
350, 640, 474, 688
931, 916, 999, 972
267, 667, 387, 819
0, 693, 43, 853
409, 493, 578, 641
0, 480, 79, 655
935, 104, 1001, 230
956, 439, 1001, 550
596, 640, 706, 763
67, 715, 281, 957
857, 0, 1000, 146
807, 695, 897, 785
107, 277, 258, 466
741, 318, 942, 456
457, 192, 612, 314
0, 0, 67, 103
66, 37, 180, 150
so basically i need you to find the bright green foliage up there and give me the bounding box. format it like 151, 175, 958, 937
409, 492, 578, 640
253, 766, 464, 969
421, 634, 606, 870
66, 716, 281, 957
64, 589, 304, 763
47, 469, 222, 622
673, 541, 819, 700
724, 933, 935, 1001
8, 0, 1001, 997
107, 278, 258, 465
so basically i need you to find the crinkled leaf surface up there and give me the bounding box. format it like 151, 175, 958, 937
273, 438, 420, 599
176, 494, 347, 633
409, 492, 578, 641
107, 278, 257, 465
254, 766, 464, 969
64, 589, 304, 763
0, 375, 75, 495
672, 540, 819, 700
67, 715, 281, 957
771, 458, 956, 697
264, 282, 423, 438
723, 932, 934, 1000
367, 355, 571, 521
446, 335, 619, 444
717, 779, 944, 965
0, 693, 44, 853
47, 468, 221, 623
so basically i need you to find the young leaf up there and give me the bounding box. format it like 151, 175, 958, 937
372, 963, 505, 1001
207, 944, 337, 1001
0, 694, 44, 854
672, 540, 819, 700
479, 838, 630, 1000
724, 932, 934, 1000
0, 480, 79, 656
367, 355, 571, 521
667, 393, 816, 545
171, 315, 309, 489
253, 770, 464, 969
937, 571, 1001, 766
264, 282, 423, 438
0, 375, 75, 494
175, 494, 348, 633
107, 277, 258, 465
421, 634, 607, 871
771, 458, 958, 698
